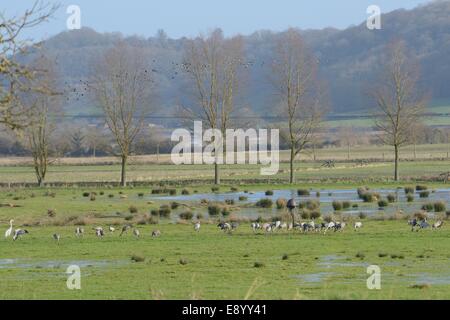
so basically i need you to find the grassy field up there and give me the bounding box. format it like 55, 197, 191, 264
1, 221, 449, 300
1, 158, 450, 185
1, 144, 449, 300
0, 183, 449, 300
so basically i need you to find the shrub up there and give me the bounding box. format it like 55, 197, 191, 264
108, 194, 114, 198
357, 187, 369, 198
230, 187, 239, 192
352, 203, 359, 208
181, 189, 190, 195
148, 216, 159, 225
306, 200, 320, 210
300, 210, 311, 219
407, 194, 414, 202
225, 199, 235, 205
211, 186, 220, 192
387, 194, 396, 203
221, 206, 231, 216
324, 216, 332, 223
276, 198, 287, 209
297, 189, 310, 196
433, 201, 446, 212
196, 213, 204, 220
82, 192, 90, 197
179, 259, 188, 265
414, 212, 428, 220
253, 262, 265, 268
208, 204, 221, 216
332, 201, 343, 211
355, 252, 365, 259
239, 196, 248, 201
131, 255, 145, 262
282, 254, 289, 260
416, 185, 428, 191
179, 211, 194, 220
342, 201, 351, 209
159, 205, 171, 218
99, 191, 104, 196
378, 199, 389, 208
419, 191, 430, 198
358, 212, 367, 219
47, 209, 56, 218
361, 192, 376, 203
170, 202, 180, 210
150, 209, 159, 217
265, 190, 274, 196
256, 198, 273, 208
168, 189, 177, 195
310, 211, 321, 219
129, 205, 138, 214
404, 186, 415, 194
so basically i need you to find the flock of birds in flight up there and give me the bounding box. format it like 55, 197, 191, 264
65, 58, 265, 104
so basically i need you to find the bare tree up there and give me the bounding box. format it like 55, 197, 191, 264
337, 126, 357, 160
20, 54, 61, 186
85, 126, 109, 158
90, 42, 153, 186
372, 41, 426, 181
0, 1, 59, 129
182, 29, 243, 185
271, 29, 323, 184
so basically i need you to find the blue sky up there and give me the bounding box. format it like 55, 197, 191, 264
1, 0, 432, 40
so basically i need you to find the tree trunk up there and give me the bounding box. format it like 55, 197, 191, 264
214, 162, 220, 185
289, 146, 295, 184
121, 155, 127, 187
394, 145, 399, 181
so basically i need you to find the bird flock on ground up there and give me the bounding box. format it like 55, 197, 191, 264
2, 198, 445, 241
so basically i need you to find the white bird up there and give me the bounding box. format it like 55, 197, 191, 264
53, 234, 61, 242
75, 227, 84, 237
432, 220, 443, 229
5, 219, 14, 238
93, 227, 104, 238
251, 222, 260, 232
109, 226, 115, 233
152, 230, 161, 237
13, 229, 28, 241
120, 224, 132, 236
262, 223, 272, 233
133, 229, 140, 238
194, 222, 201, 232
354, 222, 363, 230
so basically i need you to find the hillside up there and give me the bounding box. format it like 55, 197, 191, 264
39, 1, 450, 124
